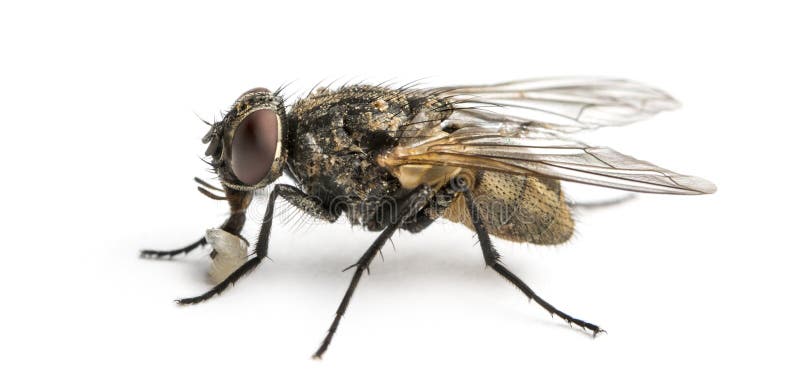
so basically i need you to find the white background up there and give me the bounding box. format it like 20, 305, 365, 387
1, 1, 797, 389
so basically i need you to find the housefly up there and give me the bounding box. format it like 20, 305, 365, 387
141, 78, 716, 358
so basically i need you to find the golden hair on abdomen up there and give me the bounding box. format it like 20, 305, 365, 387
443, 171, 574, 245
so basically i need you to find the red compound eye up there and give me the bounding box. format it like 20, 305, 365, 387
230, 109, 279, 185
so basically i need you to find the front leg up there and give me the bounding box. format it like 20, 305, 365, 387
176, 184, 339, 305
140, 180, 253, 259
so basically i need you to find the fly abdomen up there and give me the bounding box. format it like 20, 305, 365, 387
444, 171, 574, 245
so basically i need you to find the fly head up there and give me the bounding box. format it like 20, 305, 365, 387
202, 87, 288, 191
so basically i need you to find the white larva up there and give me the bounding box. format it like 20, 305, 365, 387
205, 228, 248, 285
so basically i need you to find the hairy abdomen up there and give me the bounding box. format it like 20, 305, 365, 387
443, 171, 574, 245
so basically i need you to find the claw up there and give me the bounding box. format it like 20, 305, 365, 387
175, 295, 206, 305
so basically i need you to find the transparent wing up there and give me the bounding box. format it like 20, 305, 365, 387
430, 77, 680, 132
380, 126, 716, 195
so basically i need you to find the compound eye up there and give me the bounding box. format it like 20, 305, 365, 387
230, 109, 279, 185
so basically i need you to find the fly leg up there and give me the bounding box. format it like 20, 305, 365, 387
313, 185, 433, 359
400, 186, 458, 233
140, 237, 208, 259
140, 179, 252, 259
462, 187, 605, 336
176, 184, 339, 305
568, 194, 636, 210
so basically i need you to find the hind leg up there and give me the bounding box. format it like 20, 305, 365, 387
462, 186, 604, 336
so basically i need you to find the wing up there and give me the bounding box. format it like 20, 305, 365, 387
379, 126, 716, 195
429, 77, 680, 132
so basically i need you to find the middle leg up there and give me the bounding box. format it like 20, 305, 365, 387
313, 185, 433, 359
